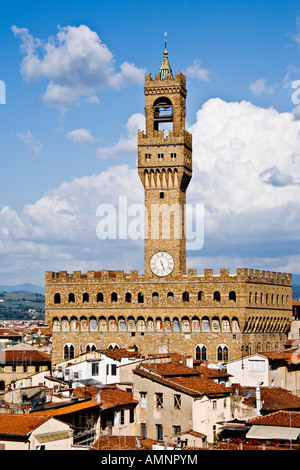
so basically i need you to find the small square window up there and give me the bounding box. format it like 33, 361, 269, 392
156, 393, 163, 409
174, 394, 181, 410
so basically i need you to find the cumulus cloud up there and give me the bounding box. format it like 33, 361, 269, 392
249, 78, 274, 96
188, 98, 300, 254
2, 99, 300, 283
96, 113, 145, 158
12, 24, 145, 106
0, 165, 144, 283
65, 128, 96, 144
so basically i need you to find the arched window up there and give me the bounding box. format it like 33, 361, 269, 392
64, 344, 75, 360
196, 344, 207, 361
54, 293, 61, 304
138, 292, 144, 303
111, 292, 118, 302
125, 292, 132, 303
97, 292, 103, 303
217, 345, 228, 362
153, 97, 173, 131
213, 291, 221, 302
229, 291, 236, 302
221, 317, 231, 332
198, 291, 203, 301
82, 292, 89, 303
152, 292, 159, 301
202, 317, 210, 332
167, 292, 174, 300
68, 293, 75, 303
86, 343, 96, 353
182, 291, 189, 302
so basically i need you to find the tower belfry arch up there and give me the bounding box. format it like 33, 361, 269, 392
138, 34, 192, 277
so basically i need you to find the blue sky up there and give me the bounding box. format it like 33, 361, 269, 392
0, 0, 300, 286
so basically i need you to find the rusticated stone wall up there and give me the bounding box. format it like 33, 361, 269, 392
45, 268, 293, 365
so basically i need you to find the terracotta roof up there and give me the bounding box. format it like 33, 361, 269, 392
32, 400, 100, 416
0, 413, 50, 436
31, 327, 52, 336
261, 349, 298, 362
134, 364, 228, 397
0, 349, 51, 364
101, 348, 141, 361
196, 365, 232, 379
247, 410, 300, 427
92, 435, 160, 451
140, 361, 199, 377
0, 328, 22, 337
234, 386, 300, 412
100, 387, 138, 409
72, 386, 138, 410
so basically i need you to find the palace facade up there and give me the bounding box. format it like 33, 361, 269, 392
45, 39, 293, 365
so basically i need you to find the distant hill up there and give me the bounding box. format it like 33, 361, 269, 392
293, 274, 300, 300
293, 274, 300, 285
0, 283, 44, 295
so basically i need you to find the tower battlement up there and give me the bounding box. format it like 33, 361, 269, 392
145, 71, 186, 87
45, 268, 292, 286
138, 129, 192, 148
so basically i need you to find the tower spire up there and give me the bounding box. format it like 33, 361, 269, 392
164, 31, 168, 55
159, 32, 173, 80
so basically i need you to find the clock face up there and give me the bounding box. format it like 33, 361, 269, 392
150, 251, 174, 277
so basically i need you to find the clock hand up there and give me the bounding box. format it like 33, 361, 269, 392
160, 260, 165, 269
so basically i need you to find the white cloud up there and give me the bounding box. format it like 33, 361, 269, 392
16, 130, 43, 154
188, 98, 300, 249
249, 78, 274, 96
2, 99, 300, 284
185, 59, 210, 81
96, 113, 145, 158
65, 128, 96, 144
12, 24, 146, 106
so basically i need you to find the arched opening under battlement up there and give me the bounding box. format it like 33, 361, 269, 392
153, 96, 173, 134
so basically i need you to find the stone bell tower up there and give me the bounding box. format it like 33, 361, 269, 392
138, 34, 192, 278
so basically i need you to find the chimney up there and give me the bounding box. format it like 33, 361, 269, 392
96, 388, 101, 403
186, 355, 193, 368
256, 381, 263, 416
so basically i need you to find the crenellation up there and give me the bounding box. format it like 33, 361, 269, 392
45, 267, 292, 286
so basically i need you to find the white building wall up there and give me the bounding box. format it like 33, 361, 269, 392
192, 395, 231, 444
226, 354, 269, 387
